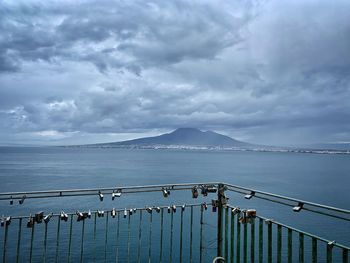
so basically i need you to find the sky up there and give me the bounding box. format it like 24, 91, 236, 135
0, 0, 349, 146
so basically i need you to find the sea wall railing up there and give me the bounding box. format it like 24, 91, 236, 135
0, 182, 349, 263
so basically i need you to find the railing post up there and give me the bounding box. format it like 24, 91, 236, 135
217, 183, 226, 258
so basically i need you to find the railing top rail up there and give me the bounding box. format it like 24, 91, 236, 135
0, 181, 349, 220
225, 183, 350, 215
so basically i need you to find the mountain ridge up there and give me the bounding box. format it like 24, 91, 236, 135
89, 128, 251, 147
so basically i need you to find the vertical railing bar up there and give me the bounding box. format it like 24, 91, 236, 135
2, 219, 9, 263
80, 219, 85, 263
159, 209, 163, 263
116, 212, 120, 263
312, 237, 317, 263
180, 206, 184, 263
236, 213, 241, 263
200, 205, 204, 263
29, 222, 35, 263
277, 224, 282, 263
68, 215, 73, 263
127, 212, 131, 263
251, 218, 255, 263
327, 243, 333, 263
267, 222, 272, 263
55, 218, 61, 263
225, 207, 229, 261
138, 210, 143, 263
105, 213, 109, 263
43, 222, 48, 263
342, 249, 348, 263
230, 211, 234, 263
287, 228, 292, 263
299, 233, 304, 263
259, 219, 263, 263
169, 210, 173, 263
217, 184, 224, 257
16, 218, 22, 263
148, 211, 153, 263
190, 206, 193, 263
93, 213, 97, 263
244, 222, 248, 263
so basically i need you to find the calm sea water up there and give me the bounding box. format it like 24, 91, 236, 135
0, 147, 349, 262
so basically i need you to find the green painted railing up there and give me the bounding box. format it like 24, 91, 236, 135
1, 182, 349, 262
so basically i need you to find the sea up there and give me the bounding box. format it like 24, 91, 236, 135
0, 147, 349, 262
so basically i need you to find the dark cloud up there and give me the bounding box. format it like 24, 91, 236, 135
0, 0, 349, 145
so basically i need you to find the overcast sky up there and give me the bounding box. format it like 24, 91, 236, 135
0, 0, 349, 146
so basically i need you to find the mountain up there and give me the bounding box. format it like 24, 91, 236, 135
89, 128, 251, 148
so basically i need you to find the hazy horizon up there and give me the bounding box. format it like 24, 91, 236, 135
1, 0, 349, 146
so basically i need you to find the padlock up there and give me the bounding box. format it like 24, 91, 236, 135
124, 209, 127, 218
98, 191, 104, 202
112, 189, 122, 200
191, 186, 199, 198
111, 208, 116, 218
201, 186, 208, 197
60, 211, 68, 221
97, 210, 104, 217
35, 211, 44, 223
27, 215, 34, 228
44, 213, 52, 224
162, 188, 170, 198
19, 195, 26, 205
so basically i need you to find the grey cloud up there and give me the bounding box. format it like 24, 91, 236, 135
0, 0, 253, 74
0, 0, 350, 145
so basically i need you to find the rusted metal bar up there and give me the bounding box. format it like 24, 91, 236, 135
169, 209, 173, 263
251, 218, 255, 263
105, 213, 109, 263
80, 219, 85, 263
16, 218, 22, 263
127, 212, 131, 263
43, 221, 48, 263
190, 205, 193, 263
236, 214, 241, 263
200, 204, 204, 263
93, 212, 97, 262
68, 215, 73, 263
259, 218, 263, 263
288, 228, 292, 263
138, 210, 143, 263
312, 237, 317, 263
277, 224, 282, 263
267, 221, 272, 263
230, 210, 234, 263
159, 209, 163, 263
149, 210, 153, 263
244, 221, 248, 263
29, 222, 35, 263
116, 212, 120, 263
180, 206, 184, 263
55, 218, 61, 263
343, 249, 348, 263
2, 219, 9, 263
327, 243, 333, 263
217, 183, 224, 257
299, 233, 304, 263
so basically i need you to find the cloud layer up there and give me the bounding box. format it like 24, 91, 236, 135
0, 0, 349, 145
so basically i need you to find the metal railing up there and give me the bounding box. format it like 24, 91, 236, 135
0, 182, 349, 263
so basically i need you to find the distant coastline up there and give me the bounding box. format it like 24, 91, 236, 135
63, 144, 350, 155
